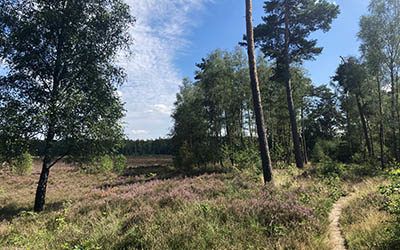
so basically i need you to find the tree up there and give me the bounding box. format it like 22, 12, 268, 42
0, 0, 134, 212
253, 0, 339, 168
171, 79, 212, 169
359, 11, 388, 167
303, 85, 342, 154
333, 57, 374, 158
359, 0, 400, 162
245, 0, 273, 183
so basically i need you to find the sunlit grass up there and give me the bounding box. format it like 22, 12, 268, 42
0, 159, 374, 250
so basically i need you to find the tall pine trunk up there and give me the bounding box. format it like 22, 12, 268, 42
245, 0, 273, 183
284, 2, 304, 168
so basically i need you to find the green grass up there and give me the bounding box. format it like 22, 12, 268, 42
340, 178, 400, 250
0, 159, 385, 250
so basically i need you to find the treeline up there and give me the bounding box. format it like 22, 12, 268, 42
119, 139, 172, 156
25, 139, 172, 157
171, 0, 400, 170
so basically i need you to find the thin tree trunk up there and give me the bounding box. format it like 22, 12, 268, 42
396, 73, 400, 160
355, 95, 373, 157
284, 2, 304, 168
301, 106, 308, 164
377, 75, 385, 169
390, 68, 399, 160
245, 0, 273, 183
34, 158, 51, 212
34, 125, 55, 212
247, 108, 253, 139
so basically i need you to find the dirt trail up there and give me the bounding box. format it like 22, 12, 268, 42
328, 193, 354, 250
328, 179, 377, 250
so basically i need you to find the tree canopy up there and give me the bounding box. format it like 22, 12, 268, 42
0, 0, 134, 211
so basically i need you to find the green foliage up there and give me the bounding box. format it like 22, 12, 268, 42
380, 167, 400, 218
317, 160, 345, 178
0, 0, 133, 165
223, 144, 260, 170
98, 155, 114, 173
311, 140, 342, 163
311, 141, 329, 163
253, 0, 339, 64
10, 152, 33, 176
81, 155, 116, 174
113, 154, 128, 174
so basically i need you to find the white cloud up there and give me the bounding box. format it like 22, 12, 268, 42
132, 129, 149, 135
150, 104, 173, 115
119, 0, 212, 139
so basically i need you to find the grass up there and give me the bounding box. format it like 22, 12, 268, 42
340, 178, 400, 250
0, 158, 382, 250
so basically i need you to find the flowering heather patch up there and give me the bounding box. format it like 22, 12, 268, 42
228, 190, 315, 231
0, 158, 351, 249
92, 173, 228, 205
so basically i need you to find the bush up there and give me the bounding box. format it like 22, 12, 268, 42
225, 145, 260, 170
113, 154, 128, 174
98, 155, 114, 173
81, 155, 114, 174
11, 152, 33, 175
311, 141, 329, 163
317, 160, 345, 177
380, 168, 400, 218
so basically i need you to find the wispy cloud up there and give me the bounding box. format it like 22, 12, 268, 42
119, 0, 212, 139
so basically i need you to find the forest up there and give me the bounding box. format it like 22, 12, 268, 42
0, 0, 399, 249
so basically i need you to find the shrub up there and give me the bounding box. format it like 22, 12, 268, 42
98, 155, 114, 173
113, 154, 128, 174
81, 155, 114, 174
227, 145, 260, 170
311, 141, 329, 163
380, 168, 400, 218
11, 152, 33, 175
317, 160, 345, 177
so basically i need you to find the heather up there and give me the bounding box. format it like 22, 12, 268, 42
0, 159, 347, 249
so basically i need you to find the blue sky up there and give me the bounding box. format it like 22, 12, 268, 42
120, 0, 369, 140
0, 0, 370, 140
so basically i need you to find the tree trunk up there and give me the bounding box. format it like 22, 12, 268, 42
301, 132, 308, 164
390, 68, 399, 160
34, 159, 51, 212
300, 106, 308, 164
355, 95, 373, 157
396, 73, 400, 160
247, 108, 253, 140
245, 0, 273, 183
283, 2, 304, 168
377, 75, 385, 169
34, 125, 55, 212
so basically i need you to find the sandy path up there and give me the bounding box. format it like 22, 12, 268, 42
328, 193, 354, 250
328, 179, 379, 250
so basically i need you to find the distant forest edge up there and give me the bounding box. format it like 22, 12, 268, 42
26, 139, 173, 157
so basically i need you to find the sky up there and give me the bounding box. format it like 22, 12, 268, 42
0, 0, 370, 140
121, 0, 369, 140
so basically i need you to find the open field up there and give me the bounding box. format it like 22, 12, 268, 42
0, 157, 349, 249
0, 157, 396, 250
